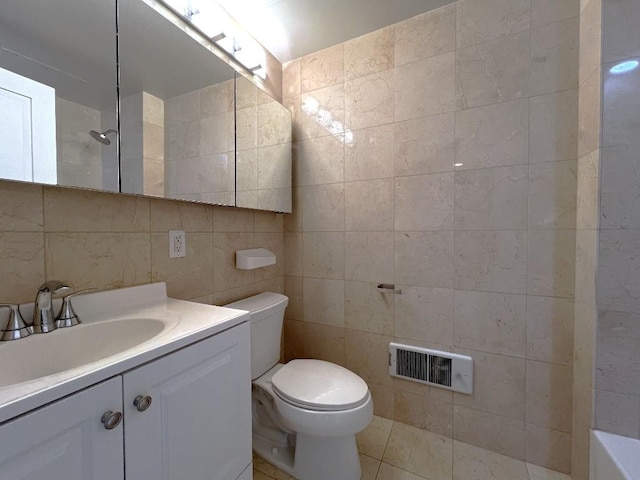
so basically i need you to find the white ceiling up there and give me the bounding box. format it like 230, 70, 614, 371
219, 0, 457, 63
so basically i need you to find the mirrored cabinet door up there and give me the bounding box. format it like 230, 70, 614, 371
0, 0, 118, 191
118, 0, 237, 206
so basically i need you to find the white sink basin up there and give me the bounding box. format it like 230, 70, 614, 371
0, 282, 250, 425
0, 318, 165, 385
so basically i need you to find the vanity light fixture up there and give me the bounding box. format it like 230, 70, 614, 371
610, 60, 639, 75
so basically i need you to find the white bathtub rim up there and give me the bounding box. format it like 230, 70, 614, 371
590, 429, 640, 480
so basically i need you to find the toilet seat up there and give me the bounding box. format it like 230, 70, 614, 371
271, 359, 369, 412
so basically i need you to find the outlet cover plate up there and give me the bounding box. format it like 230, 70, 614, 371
169, 230, 186, 258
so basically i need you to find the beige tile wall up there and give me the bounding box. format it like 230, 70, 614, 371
0, 180, 283, 307
282, 0, 579, 474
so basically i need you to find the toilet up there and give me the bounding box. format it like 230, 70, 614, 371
226, 292, 373, 480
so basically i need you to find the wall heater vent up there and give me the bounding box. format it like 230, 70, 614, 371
389, 343, 473, 395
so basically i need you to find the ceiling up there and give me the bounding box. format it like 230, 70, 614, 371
218, 0, 457, 63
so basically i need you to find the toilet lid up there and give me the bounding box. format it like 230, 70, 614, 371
271, 359, 369, 411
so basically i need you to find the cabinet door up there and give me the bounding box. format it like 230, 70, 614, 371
124, 323, 252, 480
0, 377, 124, 480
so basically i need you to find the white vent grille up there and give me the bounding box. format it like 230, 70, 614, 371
389, 343, 473, 395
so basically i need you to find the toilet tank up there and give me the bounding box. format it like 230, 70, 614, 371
225, 292, 288, 380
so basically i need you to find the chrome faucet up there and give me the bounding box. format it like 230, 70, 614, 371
32, 281, 71, 333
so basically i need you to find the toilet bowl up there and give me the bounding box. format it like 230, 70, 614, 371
226, 293, 373, 480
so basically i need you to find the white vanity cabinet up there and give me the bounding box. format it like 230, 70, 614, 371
0, 321, 251, 480
0, 376, 124, 480
123, 322, 252, 480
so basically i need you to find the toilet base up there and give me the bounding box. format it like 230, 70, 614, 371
254, 433, 362, 480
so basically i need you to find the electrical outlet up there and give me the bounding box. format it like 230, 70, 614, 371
169, 230, 186, 258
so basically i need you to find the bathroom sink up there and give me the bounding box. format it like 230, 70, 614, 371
0, 318, 165, 385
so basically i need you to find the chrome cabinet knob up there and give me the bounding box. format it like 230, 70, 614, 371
101, 411, 122, 430
133, 395, 152, 412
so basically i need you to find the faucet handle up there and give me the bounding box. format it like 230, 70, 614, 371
37, 281, 72, 295
0, 304, 31, 341
56, 289, 96, 328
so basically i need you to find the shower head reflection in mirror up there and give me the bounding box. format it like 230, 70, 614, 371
89, 129, 118, 146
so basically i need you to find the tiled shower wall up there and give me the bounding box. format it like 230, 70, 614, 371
282, 0, 579, 473
0, 181, 283, 309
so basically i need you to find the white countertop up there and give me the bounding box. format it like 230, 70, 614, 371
0, 283, 249, 424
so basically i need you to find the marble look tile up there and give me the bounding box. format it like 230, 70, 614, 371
345, 179, 394, 231
149, 199, 212, 232
595, 310, 640, 396
526, 361, 573, 432
453, 290, 526, 357
453, 441, 529, 480
302, 184, 344, 232
302, 322, 346, 366
369, 383, 395, 419
395, 231, 454, 289
356, 415, 393, 460
579, 0, 602, 84
254, 212, 283, 233
395, 173, 454, 231
530, 17, 579, 96
455, 231, 527, 294
257, 144, 292, 190
456, 0, 530, 49
258, 101, 292, 147
236, 107, 258, 151
346, 124, 394, 181
212, 232, 255, 291
346, 70, 394, 131
253, 455, 295, 480
0, 181, 43, 231
299, 84, 345, 141
382, 423, 453, 479
200, 81, 233, 118
282, 59, 300, 99
453, 406, 525, 460
142, 92, 165, 127
345, 281, 394, 336
454, 99, 529, 170
283, 275, 303, 321
528, 160, 577, 229
529, 90, 579, 164
395, 286, 454, 347
454, 349, 526, 420
394, 113, 455, 176
302, 232, 344, 279
456, 32, 530, 109
165, 90, 199, 126
524, 424, 572, 473
296, 135, 345, 186
346, 330, 394, 387
603, 62, 640, 148
577, 69, 602, 158
454, 165, 528, 230
600, 145, 640, 229
44, 188, 149, 232
361, 454, 381, 480
254, 232, 283, 282
574, 229, 598, 308
0, 232, 45, 302
45, 232, 151, 291
345, 27, 394, 80
199, 112, 233, 155
151, 232, 213, 300
236, 77, 258, 110
375, 463, 425, 480
597, 230, 640, 313
602, 0, 640, 63
394, 390, 454, 438
284, 233, 302, 278
594, 389, 640, 438
532, 0, 580, 28
526, 230, 575, 298
283, 318, 304, 361
526, 296, 574, 365
345, 232, 394, 283
394, 4, 456, 66
301, 44, 344, 93
213, 284, 259, 306
395, 52, 455, 122
283, 187, 302, 233
213, 207, 254, 232
302, 277, 344, 327
166, 121, 200, 162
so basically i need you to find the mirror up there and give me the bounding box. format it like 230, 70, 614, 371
0, 0, 118, 191
235, 75, 292, 213
0, 0, 291, 213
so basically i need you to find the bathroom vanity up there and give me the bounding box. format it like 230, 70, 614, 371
0, 283, 252, 480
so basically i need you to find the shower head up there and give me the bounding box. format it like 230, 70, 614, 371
90, 129, 117, 146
